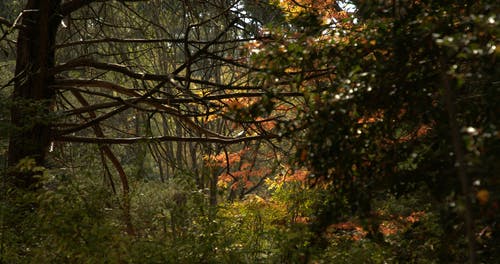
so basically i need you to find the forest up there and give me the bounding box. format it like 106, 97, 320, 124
0, 0, 498, 263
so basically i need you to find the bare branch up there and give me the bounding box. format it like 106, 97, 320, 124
51, 59, 265, 90
54, 79, 143, 97
56, 134, 279, 144
51, 58, 172, 81
53, 79, 168, 136
55, 37, 259, 49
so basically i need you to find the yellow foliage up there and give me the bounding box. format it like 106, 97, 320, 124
274, 0, 348, 21
476, 189, 490, 205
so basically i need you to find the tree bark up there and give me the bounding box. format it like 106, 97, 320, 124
8, 0, 61, 188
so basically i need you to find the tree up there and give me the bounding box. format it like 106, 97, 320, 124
6, 0, 60, 188
251, 0, 499, 262
0, 0, 289, 189
0, 0, 292, 246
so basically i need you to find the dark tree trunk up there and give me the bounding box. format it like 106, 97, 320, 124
8, 0, 61, 188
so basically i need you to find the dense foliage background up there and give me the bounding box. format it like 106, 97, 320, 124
1, 0, 498, 263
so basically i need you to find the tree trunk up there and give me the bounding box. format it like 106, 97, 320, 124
8, 0, 61, 188
441, 57, 476, 263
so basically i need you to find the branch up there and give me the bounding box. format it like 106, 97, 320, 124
0, 12, 27, 42
56, 134, 278, 144
70, 89, 135, 235
61, 0, 102, 16
0, 17, 12, 27
51, 59, 264, 90
60, 0, 148, 16
55, 37, 259, 49
54, 79, 144, 97
56, 89, 302, 116
53, 79, 241, 139
173, 18, 239, 75
52, 62, 330, 91
54, 79, 168, 136
51, 58, 172, 81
